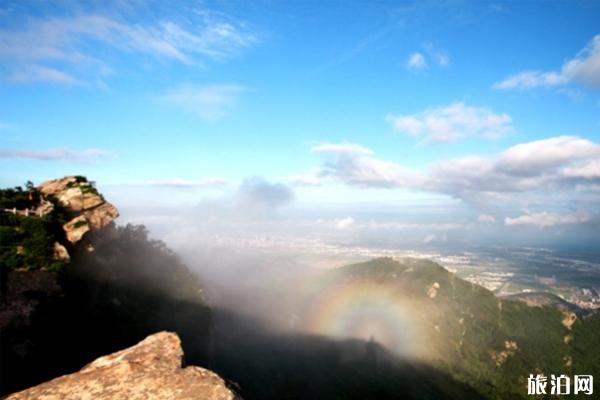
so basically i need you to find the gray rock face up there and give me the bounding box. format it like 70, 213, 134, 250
5, 332, 241, 400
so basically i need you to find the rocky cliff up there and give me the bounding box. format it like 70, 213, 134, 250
1, 177, 212, 396
38, 176, 119, 245
4, 332, 240, 400
1, 176, 120, 332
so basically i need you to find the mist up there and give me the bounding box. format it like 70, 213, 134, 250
105, 176, 600, 355
70, 202, 468, 399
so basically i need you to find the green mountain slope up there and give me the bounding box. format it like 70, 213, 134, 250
309, 257, 599, 399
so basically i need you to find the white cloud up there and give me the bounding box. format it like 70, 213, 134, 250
311, 142, 423, 188
494, 71, 567, 90
504, 211, 592, 228
163, 83, 244, 121
146, 177, 228, 188
478, 214, 496, 223
335, 216, 355, 230
495, 34, 600, 90
299, 135, 600, 208
562, 159, 600, 179
0, 11, 257, 84
429, 136, 600, 197
406, 52, 426, 70
0, 148, 109, 162
496, 135, 600, 175
386, 102, 513, 142
407, 44, 450, 71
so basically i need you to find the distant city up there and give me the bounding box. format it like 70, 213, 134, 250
172, 232, 600, 311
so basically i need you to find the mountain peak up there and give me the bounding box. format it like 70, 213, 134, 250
38, 176, 119, 244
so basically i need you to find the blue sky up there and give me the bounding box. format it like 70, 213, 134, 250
1, 0, 600, 248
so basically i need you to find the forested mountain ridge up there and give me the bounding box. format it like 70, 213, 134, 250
309, 258, 599, 399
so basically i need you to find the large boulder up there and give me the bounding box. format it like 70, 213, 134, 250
4, 332, 240, 400
38, 176, 119, 244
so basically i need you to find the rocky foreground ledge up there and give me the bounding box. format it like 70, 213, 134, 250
5, 332, 240, 400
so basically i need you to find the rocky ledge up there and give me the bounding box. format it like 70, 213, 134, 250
4, 332, 240, 400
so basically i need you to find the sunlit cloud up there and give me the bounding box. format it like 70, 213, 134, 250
504, 210, 593, 227
299, 136, 600, 208
562, 159, 600, 179
494, 34, 600, 90
495, 135, 600, 174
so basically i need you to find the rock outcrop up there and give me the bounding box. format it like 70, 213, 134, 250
38, 176, 119, 245
4, 332, 240, 400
